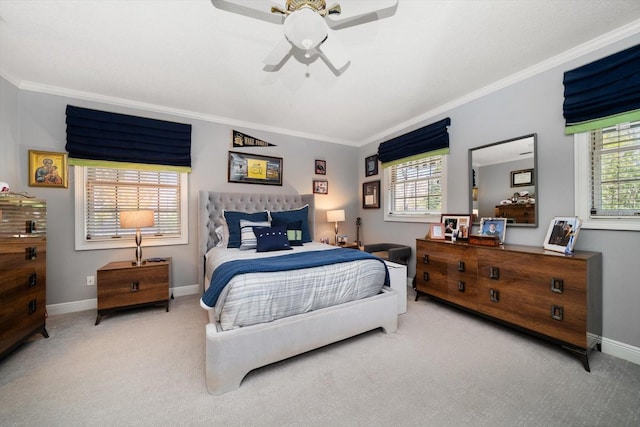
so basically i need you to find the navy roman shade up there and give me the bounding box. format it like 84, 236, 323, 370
377, 117, 451, 167
65, 105, 192, 172
563, 44, 640, 134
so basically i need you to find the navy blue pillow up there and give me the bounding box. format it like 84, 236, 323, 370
271, 219, 303, 246
269, 205, 311, 243
223, 210, 269, 248
254, 225, 293, 252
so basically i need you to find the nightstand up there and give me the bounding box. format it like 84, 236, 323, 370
338, 242, 361, 249
95, 258, 170, 325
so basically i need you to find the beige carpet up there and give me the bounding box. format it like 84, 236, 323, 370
1, 291, 639, 426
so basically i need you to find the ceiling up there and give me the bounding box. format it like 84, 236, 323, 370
1, 0, 640, 147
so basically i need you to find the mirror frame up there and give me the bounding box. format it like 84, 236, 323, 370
469, 134, 538, 228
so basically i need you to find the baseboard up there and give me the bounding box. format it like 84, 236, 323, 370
46, 284, 201, 316
601, 336, 640, 366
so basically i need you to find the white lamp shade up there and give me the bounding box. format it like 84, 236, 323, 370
326, 209, 345, 223
284, 7, 327, 51
119, 210, 155, 229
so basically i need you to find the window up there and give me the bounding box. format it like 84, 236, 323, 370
384, 155, 447, 223
574, 120, 640, 231
74, 166, 188, 250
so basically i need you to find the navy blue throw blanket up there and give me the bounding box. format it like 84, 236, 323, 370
202, 249, 390, 308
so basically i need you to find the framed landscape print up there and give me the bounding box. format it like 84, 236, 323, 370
228, 151, 283, 186
28, 150, 68, 188
362, 180, 380, 209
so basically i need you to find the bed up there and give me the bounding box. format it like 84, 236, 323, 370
198, 191, 398, 395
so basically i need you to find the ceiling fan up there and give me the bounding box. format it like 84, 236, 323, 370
210, 0, 399, 72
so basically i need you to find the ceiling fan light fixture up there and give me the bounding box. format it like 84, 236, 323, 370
283, 7, 328, 51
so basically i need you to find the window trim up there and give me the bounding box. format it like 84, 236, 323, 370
383, 155, 447, 223
74, 165, 189, 250
574, 132, 640, 231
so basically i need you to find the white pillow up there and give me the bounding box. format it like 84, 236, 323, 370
214, 225, 225, 248
239, 219, 270, 250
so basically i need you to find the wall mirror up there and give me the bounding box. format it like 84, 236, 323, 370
469, 134, 538, 227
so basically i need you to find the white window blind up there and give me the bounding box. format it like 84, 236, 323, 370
387, 155, 443, 216
590, 121, 640, 217
85, 167, 182, 241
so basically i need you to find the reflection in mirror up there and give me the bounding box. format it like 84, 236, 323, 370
469, 134, 537, 227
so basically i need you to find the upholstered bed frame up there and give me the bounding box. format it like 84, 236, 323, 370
198, 191, 398, 395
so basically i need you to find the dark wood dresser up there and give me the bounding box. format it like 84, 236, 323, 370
0, 196, 49, 359
415, 238, 602, 370
494, 203, 536, 224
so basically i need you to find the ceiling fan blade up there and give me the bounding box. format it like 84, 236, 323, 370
318, 34, 350, 72
325, 0, 398, 30
263, 38, 293, 67
210, 0, 285, 24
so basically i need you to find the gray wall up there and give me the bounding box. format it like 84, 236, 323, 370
1, 80, 360, 305
358, 34, 640, 351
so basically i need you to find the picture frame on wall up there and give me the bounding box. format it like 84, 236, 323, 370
479, 217, 507, 244
28, 150, 68, 188
440, 214, 472, 240
315, 160, 326, 175
362, 180, 380, 209
511, 168, 534, 187
313, 179, 328, 194
365, 154, 378, 177
543, 216, 582, 254
228, 151, 283, 186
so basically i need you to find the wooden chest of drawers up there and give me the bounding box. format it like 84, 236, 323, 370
96, 259, 170, 324
415, 238, 602, 370
494, 203, 536, 224
0, 197, 48, 359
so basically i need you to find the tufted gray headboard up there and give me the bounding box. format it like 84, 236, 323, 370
198, 191, 315, 287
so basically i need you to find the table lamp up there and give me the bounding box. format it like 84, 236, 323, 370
120, 210, 155, 266
326, 209, 345, 246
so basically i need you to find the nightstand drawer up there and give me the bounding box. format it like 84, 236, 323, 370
96, 260, 170, 314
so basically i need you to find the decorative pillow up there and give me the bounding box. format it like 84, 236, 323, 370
223, 210, 269, 248
269, 204, 311, 243
271, 219, 303, 246
214, 225, 225, 248
239, 219, 271, 250
254, 225, 293, 252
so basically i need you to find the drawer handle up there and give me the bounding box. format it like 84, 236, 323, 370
26, 220, 37, 233
28, 273, 37, 287
422, 272, 429, 282
457, 261, 465, 272
130, 281, 140, 292
28, 299, 37, 314
489, 267, 500, 280
489, 289, 499, 302
551, 305, 563, 321
551, 278, 564, 294
422, 254, 429, 264
457, 281, 465, 292
25, 247, 37, 260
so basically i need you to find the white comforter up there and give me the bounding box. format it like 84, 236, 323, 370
202, 243, 387, 330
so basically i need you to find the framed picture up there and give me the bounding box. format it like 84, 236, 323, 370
511, 168, 534, 187
429, 223, 446, 240
544, 216, 582, 254
315, 159, 326, 175
28, 150, 68, 188
362, 180, 380, 209
313, 179, 328, 194
365, 154, 378, 177
440, 214, 472, 241
479, 217, 507, 243
228, 151, 283, 186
